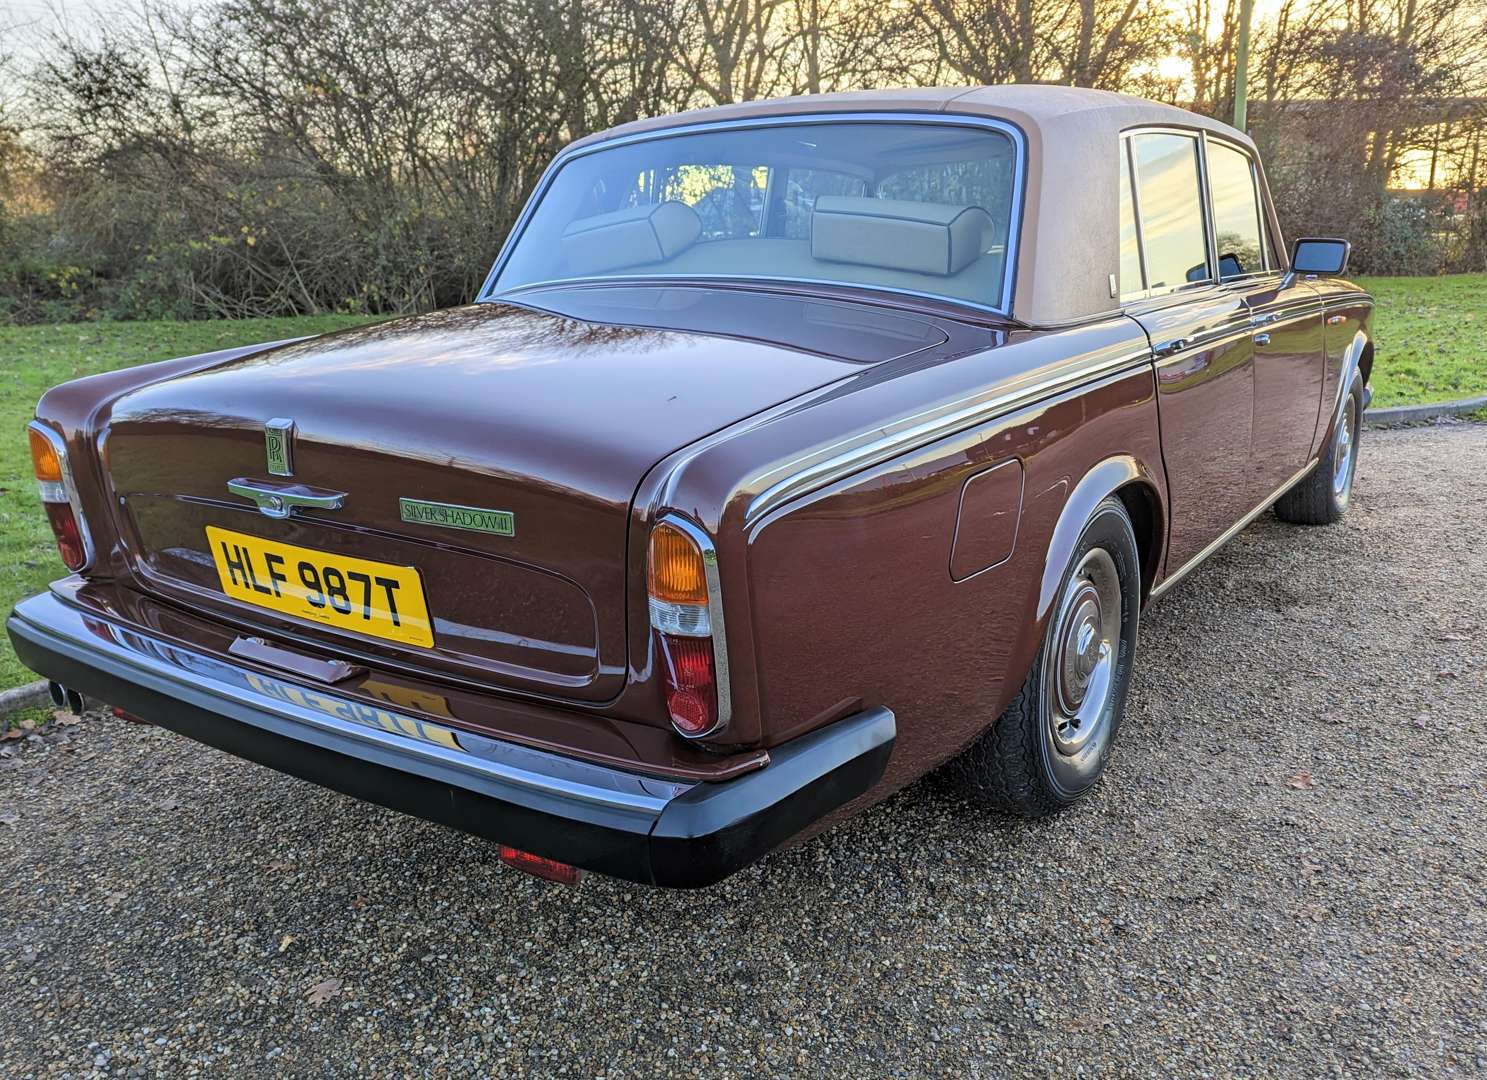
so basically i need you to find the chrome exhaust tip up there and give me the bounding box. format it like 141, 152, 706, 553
47, 682, 84, 714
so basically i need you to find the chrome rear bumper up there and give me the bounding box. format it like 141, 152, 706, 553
8, 586, 895, 887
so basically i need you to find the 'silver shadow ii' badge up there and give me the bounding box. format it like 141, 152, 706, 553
399, 499, 515, 537
265, 418, 295, 476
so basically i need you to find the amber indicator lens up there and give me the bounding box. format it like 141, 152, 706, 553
29, 425, 64, 484
498, 846, 582, 885
647, 522, 708, 605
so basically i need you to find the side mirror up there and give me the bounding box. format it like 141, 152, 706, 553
1291, 237, 1350, 276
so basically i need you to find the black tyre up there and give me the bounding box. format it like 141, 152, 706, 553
1275, 371, 1363, 526
950, 496, 1141, 817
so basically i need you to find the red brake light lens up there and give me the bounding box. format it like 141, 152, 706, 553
657, 632, 717, 737
498, 846, 582, 885
44, 502, 88, 571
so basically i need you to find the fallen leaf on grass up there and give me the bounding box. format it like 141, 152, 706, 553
53, 711, 82, 726
306, 977, 342, 1005
278, 933, 297, 953
1, 729, 24, 741
1287, 771, 1318, 790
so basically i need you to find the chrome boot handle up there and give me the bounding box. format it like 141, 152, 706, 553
227, 478, 346, 520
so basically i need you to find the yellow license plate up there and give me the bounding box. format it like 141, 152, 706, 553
205, 526, 434, 648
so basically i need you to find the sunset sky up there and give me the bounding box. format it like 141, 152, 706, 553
3, 0, 1469, 189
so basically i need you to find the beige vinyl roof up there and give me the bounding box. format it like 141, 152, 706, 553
568, 87, 1267, 326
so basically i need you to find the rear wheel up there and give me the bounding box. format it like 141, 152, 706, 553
1275, 371, 1363, 526
950, 497, 1141, 817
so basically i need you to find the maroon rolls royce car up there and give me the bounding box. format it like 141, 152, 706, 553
10, 87, 1373, 887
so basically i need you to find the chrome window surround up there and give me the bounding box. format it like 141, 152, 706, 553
1119, 127, 1282, 305
27, 420, 95, 571
1120, 128, 1214, 302
651, 512, 732, 739
1202, 135, 1274, 281
477, 112, 1030, 318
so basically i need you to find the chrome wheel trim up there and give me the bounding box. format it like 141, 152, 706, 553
1042, 546, 1122, 791
1332, 393, 1357, 504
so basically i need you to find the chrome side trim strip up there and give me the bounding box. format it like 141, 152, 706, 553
20, 589, 690, 818
1149, 456, 1320, 600
746, 349, 1151, 525
1154, 303, 1330, 365
653, 513, 733, 738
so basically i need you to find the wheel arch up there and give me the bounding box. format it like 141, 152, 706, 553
1328, 330, 1372, 439
1114, 479, 1164, 604
1357, 338, 1375, 388
1037, 455, 1165, 624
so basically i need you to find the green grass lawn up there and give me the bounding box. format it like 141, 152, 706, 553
1357, 275, 1487, 407
0, 315, 380, 694
0, 278, 1483, 696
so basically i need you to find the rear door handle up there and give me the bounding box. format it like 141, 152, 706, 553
1154, 337, 1190, 358
1327, 314, 1346, 326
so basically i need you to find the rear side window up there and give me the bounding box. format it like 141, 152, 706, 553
1207, 142, 1267, 279
1130, 133, 1210, 292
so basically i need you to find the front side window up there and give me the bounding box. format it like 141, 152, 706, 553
1207, 141, 1267, 279
491, 121, 1020, 311
1130, 132, 1210, 292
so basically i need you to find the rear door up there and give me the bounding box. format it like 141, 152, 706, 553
1123, 130, 1256, 572
1203, 137, 1326, 501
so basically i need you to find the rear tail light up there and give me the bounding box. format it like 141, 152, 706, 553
656, 632, 715, 736
28, 421, 92, 571
498, 846, 581, 885
647, 517, 729, 739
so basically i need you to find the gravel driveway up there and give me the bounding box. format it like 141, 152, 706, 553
2, 422, 1484, 1078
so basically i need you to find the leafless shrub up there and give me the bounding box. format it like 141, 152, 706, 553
2, 0, 1484, 322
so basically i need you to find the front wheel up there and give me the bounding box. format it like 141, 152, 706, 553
1275, 371, 1363, 526
949, 496, 1141, 817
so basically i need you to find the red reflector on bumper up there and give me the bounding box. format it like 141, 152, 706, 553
498, 846, 581, 885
